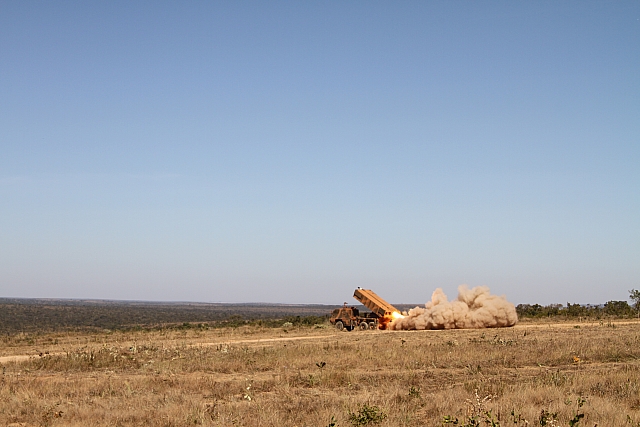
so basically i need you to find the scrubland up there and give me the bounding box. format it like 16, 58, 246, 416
1, 319, 640, 426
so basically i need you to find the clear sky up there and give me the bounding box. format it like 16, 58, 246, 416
1, 1, 639, 305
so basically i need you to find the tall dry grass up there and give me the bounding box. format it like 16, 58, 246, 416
1, 320, 639, 426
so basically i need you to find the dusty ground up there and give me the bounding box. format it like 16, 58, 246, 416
1, 319, 640, 426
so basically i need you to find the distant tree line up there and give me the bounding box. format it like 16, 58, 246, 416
0, 299, 335, 335
517, 289, 640, 319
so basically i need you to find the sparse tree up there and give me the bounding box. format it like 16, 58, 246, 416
603, 300, 633, 317
629, 289, 640, 318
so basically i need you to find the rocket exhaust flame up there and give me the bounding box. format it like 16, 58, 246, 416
378, 310, 405, 330
389, 285, 517, 330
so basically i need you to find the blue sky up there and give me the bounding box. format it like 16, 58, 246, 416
1, 1, 639, 305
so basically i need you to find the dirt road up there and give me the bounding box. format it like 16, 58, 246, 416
2, 318, 638, 364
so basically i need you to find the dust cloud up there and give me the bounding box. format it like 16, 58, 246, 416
389, 285, 517, 330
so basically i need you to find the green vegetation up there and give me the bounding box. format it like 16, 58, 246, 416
517, 289, 640, 320
0, 298, 333, 334
348, 403, 387, 426
630, 289, 640, 314
516, 300, 636, 319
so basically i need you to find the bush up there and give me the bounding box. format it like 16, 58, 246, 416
348, 404, 387, 426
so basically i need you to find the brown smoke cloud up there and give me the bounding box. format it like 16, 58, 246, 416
389, 285, 517, 330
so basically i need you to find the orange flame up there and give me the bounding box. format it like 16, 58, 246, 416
378, 311, 405, 330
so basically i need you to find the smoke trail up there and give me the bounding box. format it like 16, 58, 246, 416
389, 285, 517, 330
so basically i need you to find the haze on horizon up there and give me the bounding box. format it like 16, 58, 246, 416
1, 2, 638, 306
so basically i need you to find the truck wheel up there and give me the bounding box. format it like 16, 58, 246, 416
369, 322, 376, 330
359, 322, 369, 331
335, 321, 344, 331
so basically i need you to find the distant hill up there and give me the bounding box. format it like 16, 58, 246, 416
0, 298, 419, 334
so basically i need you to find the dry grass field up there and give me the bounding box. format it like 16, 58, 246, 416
1, 319, 640, 426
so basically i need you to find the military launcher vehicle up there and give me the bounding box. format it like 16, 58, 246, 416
329, 288, 402, 331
